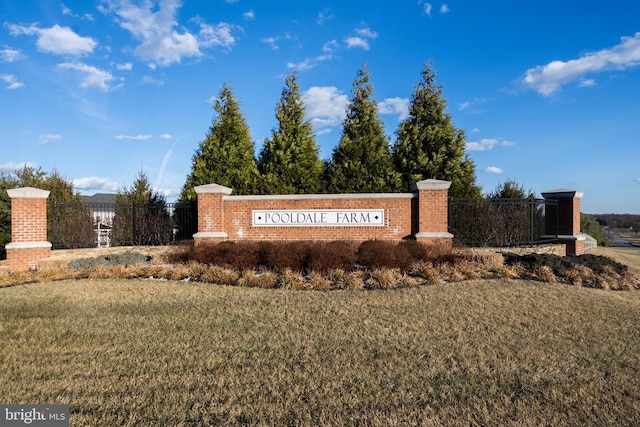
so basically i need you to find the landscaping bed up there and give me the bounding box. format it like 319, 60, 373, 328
1, 241, 638, 291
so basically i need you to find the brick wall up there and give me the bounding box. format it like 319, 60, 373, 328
223, 194, 414, 241
194, 179, 453, 251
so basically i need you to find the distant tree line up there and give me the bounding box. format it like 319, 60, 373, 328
179, 62, 482, 202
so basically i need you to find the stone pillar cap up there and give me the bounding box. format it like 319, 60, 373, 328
541, 189, 584, 199
6, 187, 50, 199
194, 183, 233, 195
410, 179, 451, 191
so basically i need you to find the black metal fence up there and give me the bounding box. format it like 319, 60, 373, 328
449, 198, 558, 247
50, 201, 196, 249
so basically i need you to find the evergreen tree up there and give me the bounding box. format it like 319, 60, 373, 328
180, 83, 258, 201
487, 178, 535, 200
113, 170, 171, 245
257, 73, 323, 194
393, 62, 481, 198
324, 64, 400, 193
43, 169, 94, 248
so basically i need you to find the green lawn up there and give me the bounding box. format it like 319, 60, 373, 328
1, 278, 639, 426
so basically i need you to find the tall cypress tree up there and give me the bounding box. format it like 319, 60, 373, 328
324, 64, 400, 193
393, 63, 481, 198
257, 72, 323, 194
180, 83, 259, 201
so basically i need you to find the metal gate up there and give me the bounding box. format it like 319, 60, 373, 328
448, 198, 558, 247
50, 201, 197, 249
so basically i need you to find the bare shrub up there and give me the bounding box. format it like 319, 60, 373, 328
456, 259, 481, 280
237, 269, 278, 289
278, 269, 307, 290
202, 265, 239, 285
307, 271, 332, 291
397, 273, 421, 288
307, 241, 358, 272
365, 268, 402, 290
191, 241, 261, 270
409, 261, 443, 286
493, 265, 521, 280
326, 269, 348, 290
534, 265, 557, 283
357, 240, 399, 269
262, 241, 310, 272
561, 265, 595, 287
344, 271, 365, 291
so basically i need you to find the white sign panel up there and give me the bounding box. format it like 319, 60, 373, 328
252, 209, 385, 227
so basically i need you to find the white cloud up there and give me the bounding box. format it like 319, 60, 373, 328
159, 133, 173, 139
424, 3, 433, 18
355, 28, 378, 39
345, 28, 377, 51
578, 78, 596, 88
287, 58, 314, 71
72, 176, 119, 192
378, 97, 410, 120
8, 23, 97, 56
1, 47, 23, 62
243, 10, 255, 21
39, 134, 62, 144
484, 166, 503, 174
117, 62, 133, 70
344, 37, 370, 50
142, 75, 165, 85
458, 97, 488, 111
115, 134, 153, 140
0, 161, 38, 174
100, 0, 238, 66
0, 74, 24, 90
302, 86, 349, 130
523, 32, 640, 95
317, 9, 335, 25
57, 62, 114, 91
287, 40, 336, 71
466, 138, 515, 151
62, 4, 73, 16
440, 4, 450, 13
344, 28, 378, 50
61, 4, 95, 21
262, 33, 292, 51
196, 20, 237, 49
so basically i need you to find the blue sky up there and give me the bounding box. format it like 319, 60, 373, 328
1, 0, 639, 214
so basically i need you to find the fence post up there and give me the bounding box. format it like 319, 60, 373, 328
541, 189, 585, 256
5, 187, 52, 271
411, 179, 453, 252
193, 183, 232, 246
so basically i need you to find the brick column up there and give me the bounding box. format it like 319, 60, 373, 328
541, 189, 585, 256
411, 179, 453, 252
193, 183, 232, 246
6, 187, 52, 271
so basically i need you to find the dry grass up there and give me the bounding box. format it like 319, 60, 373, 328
1, 279, 640, 425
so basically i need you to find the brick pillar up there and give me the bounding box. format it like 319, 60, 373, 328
6, 187, 52, 271
412, 179, 453, 252
193, 183, 232, 246
541, 189, 585, 256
